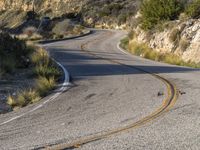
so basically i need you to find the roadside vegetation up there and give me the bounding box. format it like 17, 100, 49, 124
52, 19, 86, 39
120, 38, 200, 68
0, 32, 61, 110
119, 0, 200, 68
140, 0, 200, 30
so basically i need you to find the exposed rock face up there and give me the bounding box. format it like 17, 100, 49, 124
134, 19, 200, 63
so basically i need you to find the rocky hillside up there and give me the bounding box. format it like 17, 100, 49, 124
0, 0, 140, 29
133, 19, 200, 63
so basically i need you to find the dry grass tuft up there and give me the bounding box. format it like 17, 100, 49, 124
36, 76, 56, 96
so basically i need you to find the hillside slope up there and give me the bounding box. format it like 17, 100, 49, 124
0, 0, 140, 29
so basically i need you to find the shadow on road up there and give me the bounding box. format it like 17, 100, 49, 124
48, 48, 199, 78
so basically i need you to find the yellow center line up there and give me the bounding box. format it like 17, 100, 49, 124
46, 31, 179, 150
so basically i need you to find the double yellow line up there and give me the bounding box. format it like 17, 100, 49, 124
46, 31, 178, 150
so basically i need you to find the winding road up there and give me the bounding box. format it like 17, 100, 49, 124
0, 30, 200, 150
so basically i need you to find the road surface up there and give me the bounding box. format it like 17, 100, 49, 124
0, 30, 199, 150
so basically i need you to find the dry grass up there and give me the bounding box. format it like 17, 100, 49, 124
16, 89, 41, 107
179, 38, 190, 52
127, 40, 200, 68
7, 95, 17, 107
31, 48, 50, 66
6, 47, 61, 109
36, 76, 56, 96
34, 64, 61, 78
169, 28, 181, 43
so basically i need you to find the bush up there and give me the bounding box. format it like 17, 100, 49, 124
0, 32, 32, 73
52, 19, 74, 36
36, 76, 56, 96
120, 37, 129, 50
185, 0, 200, 18
140, 0, 184, 30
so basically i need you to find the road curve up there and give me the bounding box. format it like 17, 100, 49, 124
0, 30, 200, 150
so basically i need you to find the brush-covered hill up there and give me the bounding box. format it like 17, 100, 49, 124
0, 0, 140, 29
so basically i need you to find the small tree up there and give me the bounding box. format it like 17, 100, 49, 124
140, 0, 184, 30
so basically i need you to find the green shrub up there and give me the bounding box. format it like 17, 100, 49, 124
36, 76, 56, 96
120, 37, 129, 50
99, 3, 122, 17
185, 0, 200, 18
128, 31, 136, 39
0, 32, 32, 73
140, 0, 184, 30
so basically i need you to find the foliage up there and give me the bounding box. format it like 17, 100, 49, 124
124, 39, 200, 68
0, 32, 32, 74
120, 37, 129, 50
140, 0, 184, 30
52, 19, 74, 36
36, 76, 56, 96
31, 48, 50, 66
16, 89, 41, 107
7, 95, 17, 107
34, 64, 61, 78
185, 0, 200, 18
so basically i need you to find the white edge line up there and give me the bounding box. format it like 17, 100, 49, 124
117, 41, 134, 57
0, 54, 70, 126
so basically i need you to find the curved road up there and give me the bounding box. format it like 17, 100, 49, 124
0, 30, 200, 150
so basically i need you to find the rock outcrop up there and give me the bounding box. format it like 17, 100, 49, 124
134, 19, 200, 63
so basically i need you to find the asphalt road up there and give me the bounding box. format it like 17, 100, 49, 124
0, 30, 200, 150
